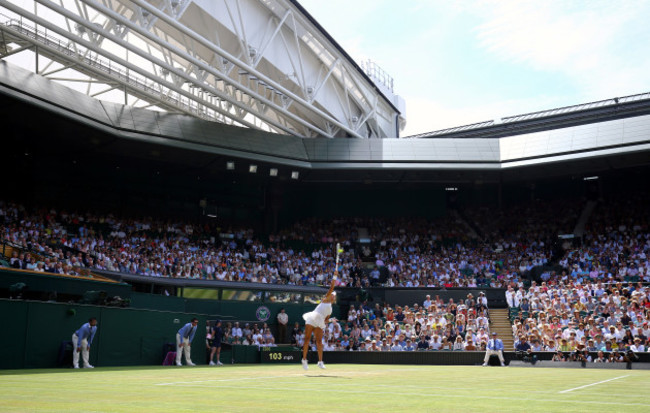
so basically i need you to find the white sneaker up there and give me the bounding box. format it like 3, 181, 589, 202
187, 362, 196, 366
317, 361, 326, 370
209, 361, 216, 366
302, 359, 308, 370
83, 365, 94, 369
482, 363, 487, 366
175, 362, 182, 366
501, 363, 505, 366
73, 365, 79, 369
216, 361, 224, 366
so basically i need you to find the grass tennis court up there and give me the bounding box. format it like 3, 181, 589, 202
1, 364, 648, 412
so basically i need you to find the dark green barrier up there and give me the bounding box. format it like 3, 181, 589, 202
0, 292, 343, 370
0, 268, 131, 298
130, 292, 185, 312
126, 293, 340, 332
1, 300, 29, 369
185, 297, 223, 315
0, 299, 206, 369
232, 345, 261, 364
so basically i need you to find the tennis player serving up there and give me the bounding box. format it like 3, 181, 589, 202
301, 277, 337, 370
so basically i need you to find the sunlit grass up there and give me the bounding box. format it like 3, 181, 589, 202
1, 364, 647, 412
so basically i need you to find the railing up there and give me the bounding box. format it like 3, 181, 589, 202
405, 90, 650, 139
0, 12, 225, 122
0, 265, 120, 283
501, 91, 650, 124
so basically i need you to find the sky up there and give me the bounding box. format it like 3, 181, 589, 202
298, 0, 650, 137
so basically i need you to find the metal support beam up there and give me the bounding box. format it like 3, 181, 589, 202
0, 43, 33, 59
27, 0, 276, 130
128, 0, 365, 138
75, 0, 333, 136
0, 1, 258, 129
1, 0, 401, 138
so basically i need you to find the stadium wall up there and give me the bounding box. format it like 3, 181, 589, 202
0, 296, 340, 369
0, 299, 207, 369
0, 269, 340, 331
5, 298, 649, 369
129, 292, 341, 327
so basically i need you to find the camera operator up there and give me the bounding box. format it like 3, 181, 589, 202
609, 350, 624, 363
551, 350, 566, 362
573, 345, 592, 367
623, 349, 639, 365
578, 348, 592, 363
515, 336, 537, 364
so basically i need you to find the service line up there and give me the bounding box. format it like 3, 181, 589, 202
558, 375, 629, 394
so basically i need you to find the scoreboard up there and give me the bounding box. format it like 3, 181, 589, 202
259, 347, 302, 363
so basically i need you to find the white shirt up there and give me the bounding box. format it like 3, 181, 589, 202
277, 312, 288, 325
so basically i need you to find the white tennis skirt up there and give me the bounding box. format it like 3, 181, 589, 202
302, 311, 326, 329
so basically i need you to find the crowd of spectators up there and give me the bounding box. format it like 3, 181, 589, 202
296, 293, 492, 352
275, 215, 540, 288
554, 194, 650, 285
5, 196, 650, 360
507, 280, 650, 358
0, 201, 346, 284
0, 201, 532, 288
465, 198, 580, 254
1, 194, 649, 290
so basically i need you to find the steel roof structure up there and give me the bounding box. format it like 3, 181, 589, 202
1, 1, 649, 186
0, 0, 404, 138
407, 92, 650, 140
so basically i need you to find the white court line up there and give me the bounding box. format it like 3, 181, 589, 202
217, 380, 482, 392
159, 377, 606, 395
154, 367, 425, 386
558, 375, 629, 394
155, 375, 302, 386
163, 382, 649, 407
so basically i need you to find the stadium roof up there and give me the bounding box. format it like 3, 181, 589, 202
2, 59, 650, 184
0, 0, 402, 138
406, 91, 650, 140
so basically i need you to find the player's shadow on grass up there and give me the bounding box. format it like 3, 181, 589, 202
304, 374, 350, 378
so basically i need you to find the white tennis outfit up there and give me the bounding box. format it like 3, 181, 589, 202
302, 302, 332, 329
